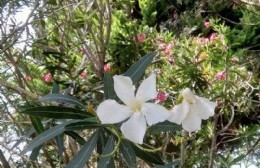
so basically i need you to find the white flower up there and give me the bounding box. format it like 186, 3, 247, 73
168, 88, 216, 132
96, 73, 170, 144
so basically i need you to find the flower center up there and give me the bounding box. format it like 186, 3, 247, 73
182, 88, 196, 104
130, 100, 142, 113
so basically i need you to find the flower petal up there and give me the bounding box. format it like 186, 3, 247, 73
182, 88, 196, 104
182, 111, 202, 132
96, 100, 131, 124
192, 96, 216, 120
136, 73, 157, 102
168, 100, 190, 125
120, 113, 147, 144
113, 75, 135, 106
142, 103, 170, 126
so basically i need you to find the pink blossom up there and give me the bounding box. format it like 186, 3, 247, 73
156, 69, 162, 75
157, 92, 167, 102
158, 43, 167, 50
197, 37, 208, 45
104, 64, 111, 73
133, 33, 146, 43
25, 75, 31, 81
204, 21, 210, 28
167, 42, 174, 50
209, 33, 218, 42
216, 71, 226, 80
44, 73, 52, 83
80, 72, 87, 79
256, 93, 260, 100
162, 48, 171, 55
167, 57, 174, 64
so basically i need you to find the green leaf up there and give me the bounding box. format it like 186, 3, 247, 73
153, 160, 180, 168
97, 136, 115, 168
66, 131, 99, 168
65, 117, 101, 130
131, 142, 164, 165
104, 73, 116, 99
124, 52, 157, 84
51, 82, 59, 94
97, 128, 109, 154
22, 106, 92, 119
55, 134, 64, 157
148, 121, 182, 134
39, 94, 85, 109
22, 120, 76, 154
65, 131, 86, 146
119, 140, 136, 168
231, 154, 246, 165
30, 116, 45, 134
29, 145, 42, 161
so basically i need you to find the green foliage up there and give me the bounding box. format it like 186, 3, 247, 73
0, 0, 259, 167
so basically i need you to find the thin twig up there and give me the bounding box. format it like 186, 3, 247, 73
0, 79, 39, 99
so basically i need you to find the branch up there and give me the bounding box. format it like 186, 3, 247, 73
0, 79, 39, 99
218, 106, 235, 135
0, 149, 11, 168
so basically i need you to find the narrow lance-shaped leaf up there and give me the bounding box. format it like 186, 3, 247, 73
97, 136, 115, 168
22, 106, 93, 119
64, 131, 86, 146
66, 131, 99, 168
148, 121, 182, 134
39, 94, 86, 109
119, 140, 136, 168
124, 52, 157, 84
65, 117, 101, 131
22, 120, 77, 154
51, 81, 59, 94
29, 145, 42, 161
104, 73, 116, 99
55, 134, 64, 157
29, 116, 45, 134
131, 142, 164, 165
152, 159, 180, 168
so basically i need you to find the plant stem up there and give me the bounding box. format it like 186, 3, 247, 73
180, 130, 188, 167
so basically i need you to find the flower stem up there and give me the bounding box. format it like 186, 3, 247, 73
180, 130, 188, 167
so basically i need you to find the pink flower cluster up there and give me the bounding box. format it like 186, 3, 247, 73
196, 33, 223, 46
159, 42, 174, 56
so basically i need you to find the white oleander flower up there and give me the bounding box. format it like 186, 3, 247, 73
97, 73, 170, 144
168, 88, 216, 132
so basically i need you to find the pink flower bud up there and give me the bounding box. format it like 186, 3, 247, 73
209, 33, 218, 42
216, 71, 226, 80
80, 72, 87, 79
204, 21, 210, 28
25, 75, 31, 81
133, 33, 146, 43
104, 64, 111, 73
167, 57, 174, 64
162, 48, 171, 55
44, 73, 52, 83
157, 92, 167, 102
